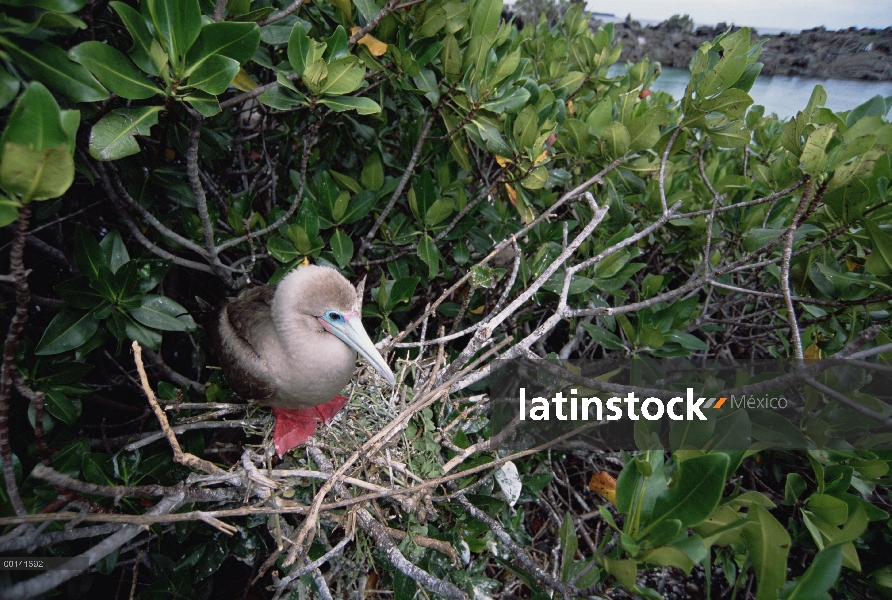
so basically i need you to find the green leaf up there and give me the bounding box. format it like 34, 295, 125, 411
0, 38, 108, 102
441, 33, 462, 84
0, 67, 20, 110
88, 106, 161, 161
109, 2, 158, 75
303, 59, 328, 94
118, 311, 162, 348
417, 234, 440, 279
386, 277, 420, 312
602, 121, 630, 158
638, 546, 695, 574
696, 28, 750, 97
695, 88, 754, 118
473, 120, 512, 156
707, 119, 750, 148
602, 557, 637, 591
580, 323, 625, 350
484, 87, 531, 114
863, 219, 892, 275
267, 237, 300, 262
0, 81, 70, 151
69, 42, 161, 100
513, 104, 539, 150
184, 22, 260, 76
320, 56, 365, 95
628, 107, 667, 153
44, 389, 81, 425
187, 54, 238, 95
323, 26, 349, 62
617, 451, 666, 537
329, 229, 354, 268
0, 143, 74, 202
342, 190, 379, 224
287, 22, 326, 77
74, 223, 107, 280
743, 504, 791, 600
54, 275, 105, 310
353, 0, 378, 22
645, 453, 729, 532
808, 494, 848, 527
146, 0, 202, 69
416, 5, 446, 37
542, 273, 594, 295
800, 124, 836, 176
35, 309, 101, 355
559, 513, 578, 582
664, 331, 708, 351
318, 96, 381, 115
362, 153, 384, 190
846, 94, 889, 128
424, 197, 454, 227
781, 546, 842, 600
0, 197, 21, 227
469, 0, 501, 36
100, 230, 131, 273
183, 91, 221, 117
128, 295, 195, 331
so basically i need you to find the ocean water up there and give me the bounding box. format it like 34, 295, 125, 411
609, 65, 892, 119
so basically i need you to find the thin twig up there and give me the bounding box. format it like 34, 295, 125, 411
359, 113, 435, 255
132, 341, 225, 475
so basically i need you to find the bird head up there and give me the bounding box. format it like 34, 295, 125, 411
276, 265, 396, 386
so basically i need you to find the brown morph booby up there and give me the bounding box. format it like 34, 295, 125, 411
213, 265, 395, 456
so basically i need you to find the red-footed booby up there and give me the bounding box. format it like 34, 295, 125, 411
213, 265, 395, 456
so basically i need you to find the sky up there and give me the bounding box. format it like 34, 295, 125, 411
587, 0, 892, 32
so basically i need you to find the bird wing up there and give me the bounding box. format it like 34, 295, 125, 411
215, 286, 278, 401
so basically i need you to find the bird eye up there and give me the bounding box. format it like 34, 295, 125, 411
326, 311, 343, 322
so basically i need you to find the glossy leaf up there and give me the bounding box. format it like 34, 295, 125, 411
187, 54, 239, 95
319, 96, 381, 114
69, 42, 161, 99
386, 277, 420, 312
743, 504, 791, 600
109, 1, 158, 75
35, 309, 101, 355
329, 229, 354, 268
184, 22, 260, 76
288, 23, 326, 77
128, 295, 195, 332
146, 0, 202, 67
781, 546, 841, 600
0, 81, 71, 150
89, 106, 161, 161
0, 38, 108, 102
319, 57, 365, 95
645, 453, 729, 532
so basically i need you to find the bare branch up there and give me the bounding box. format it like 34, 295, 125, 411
0, 492, 185, 600
0, 206, 31, 517
780, 180, 814, 361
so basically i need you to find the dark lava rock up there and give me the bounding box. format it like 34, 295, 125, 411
603, 15, 892, 81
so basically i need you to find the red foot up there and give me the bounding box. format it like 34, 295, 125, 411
272, 396, 348, 457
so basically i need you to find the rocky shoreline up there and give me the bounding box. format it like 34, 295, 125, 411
601, 16, 892, 81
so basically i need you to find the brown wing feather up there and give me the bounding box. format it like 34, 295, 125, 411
213, 286, 277, 402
